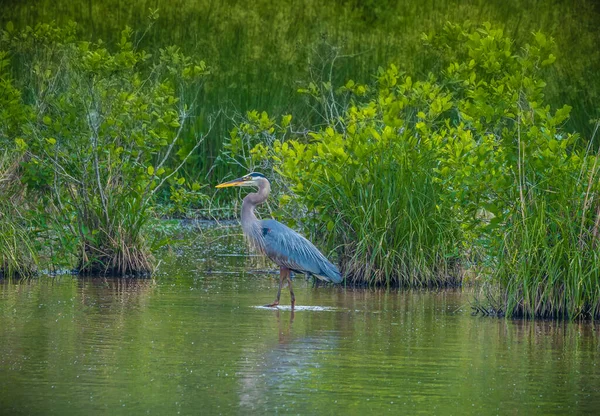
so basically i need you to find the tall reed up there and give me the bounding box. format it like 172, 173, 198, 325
0, 152, 37, 278
491, 124, 600, 319
323, 147, 460, 287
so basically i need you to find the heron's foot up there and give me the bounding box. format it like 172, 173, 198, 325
265, 300, 279, 308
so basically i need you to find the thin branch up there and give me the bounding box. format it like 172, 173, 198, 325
156, 109, 188, 173
87, 101, 110, 225
145, 110, 221, 205
141, 104, 194, 200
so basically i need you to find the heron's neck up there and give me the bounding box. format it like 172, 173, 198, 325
241, 179, 270, 233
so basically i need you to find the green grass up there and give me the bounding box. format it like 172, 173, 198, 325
324, 150, 461, 287
486, 123, 600, 320
492, 199, 600, 320
0, 152, 37, 278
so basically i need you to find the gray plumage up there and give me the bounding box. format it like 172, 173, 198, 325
252, 219, 342, 283
216, 172, 342, 307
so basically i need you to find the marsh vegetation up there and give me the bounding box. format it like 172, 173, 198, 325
1, 1, 600, 319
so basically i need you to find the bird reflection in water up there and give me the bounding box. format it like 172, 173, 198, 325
237, 307, 341, 412
275, 308, 295, 344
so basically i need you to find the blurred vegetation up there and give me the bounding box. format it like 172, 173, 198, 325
1, 0, 599, 187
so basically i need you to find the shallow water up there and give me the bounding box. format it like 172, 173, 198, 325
1, 223, 599, 415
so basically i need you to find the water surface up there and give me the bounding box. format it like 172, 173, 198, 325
1, 224, 599, 415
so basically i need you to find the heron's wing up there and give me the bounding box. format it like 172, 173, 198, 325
259, 219, 342, 283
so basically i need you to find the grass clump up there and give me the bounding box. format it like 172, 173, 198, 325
427, 24, 600, 319
491, 123, 600, 319
0, 153, 37, 278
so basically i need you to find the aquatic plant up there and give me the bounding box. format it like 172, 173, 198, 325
488, 121, 600, 319
427, 24, 600, 319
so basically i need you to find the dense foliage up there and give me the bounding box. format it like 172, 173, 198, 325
231, 24, 600, 318
1, 0, 599, 185
0, 22, 209, 275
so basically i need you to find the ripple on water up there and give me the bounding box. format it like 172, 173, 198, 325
251, 305, 340, 311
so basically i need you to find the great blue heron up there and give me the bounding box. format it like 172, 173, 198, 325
216, 172, 342, 308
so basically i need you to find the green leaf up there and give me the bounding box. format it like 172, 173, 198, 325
327, 221, 335, 231
281, 114, 292, 128
147, 166, 155, 175
15, 138, 27, 151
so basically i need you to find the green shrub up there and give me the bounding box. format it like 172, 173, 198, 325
1, 22, 210, 275
428, 24, 600, 318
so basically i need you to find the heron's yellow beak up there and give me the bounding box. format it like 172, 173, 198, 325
215, 177, 247, 188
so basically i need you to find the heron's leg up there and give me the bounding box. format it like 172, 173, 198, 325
265, 266, 286, 307
287, 271, 295, 309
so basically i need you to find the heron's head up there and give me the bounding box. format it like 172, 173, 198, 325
215, 172, 267, 189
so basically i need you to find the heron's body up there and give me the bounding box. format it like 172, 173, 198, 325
216, 172, 342, 308
248, 219, 342, 282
